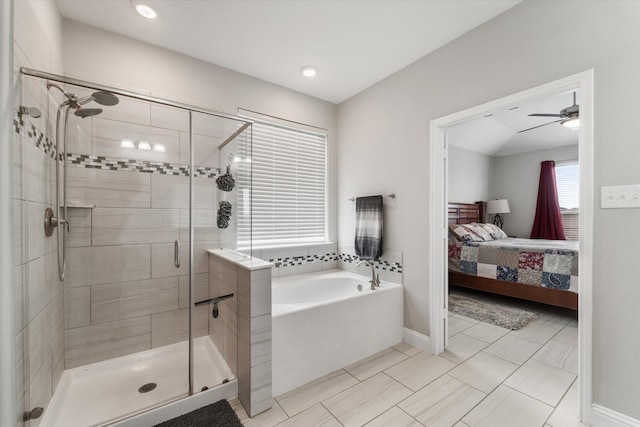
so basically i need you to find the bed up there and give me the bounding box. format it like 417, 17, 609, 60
448, 201, 578, 310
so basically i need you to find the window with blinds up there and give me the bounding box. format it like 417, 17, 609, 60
556, 160, 579, 240
238, 114, 328, 248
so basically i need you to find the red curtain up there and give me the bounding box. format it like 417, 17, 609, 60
530, 160, 566, 240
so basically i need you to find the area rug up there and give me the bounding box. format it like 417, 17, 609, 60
154, 399, 244, 427
449, 293, 538, 330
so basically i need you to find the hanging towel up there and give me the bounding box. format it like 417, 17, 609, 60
354, 195, 383, 260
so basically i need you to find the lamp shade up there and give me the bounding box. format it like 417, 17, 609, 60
486, 199, 510, 214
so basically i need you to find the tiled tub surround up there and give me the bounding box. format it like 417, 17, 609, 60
271, 270, 403, 396
255, 243, 403, 284
208, 249, 273, 417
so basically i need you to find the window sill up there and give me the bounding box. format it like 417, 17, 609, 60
250, 241, 335, 251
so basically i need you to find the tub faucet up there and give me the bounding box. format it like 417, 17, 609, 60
356, 260, 380, 290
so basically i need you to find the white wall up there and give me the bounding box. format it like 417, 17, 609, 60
491, 145, 578, 238
337, 0, 640, 419
448, 145, 492, 204
61, 19, 338, 243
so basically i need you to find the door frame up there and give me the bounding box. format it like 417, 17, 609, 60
0, 1, 17, 426
428, 70, 594, 423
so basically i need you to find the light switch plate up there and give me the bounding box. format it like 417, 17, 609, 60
601, 184, 640, 208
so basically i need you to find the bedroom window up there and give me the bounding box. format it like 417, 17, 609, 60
555, 160, 579, 240
238, 110, 328, 248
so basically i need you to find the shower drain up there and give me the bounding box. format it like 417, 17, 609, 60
138, 383, 157, 393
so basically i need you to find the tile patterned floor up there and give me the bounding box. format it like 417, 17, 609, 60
231, 301, 584, 427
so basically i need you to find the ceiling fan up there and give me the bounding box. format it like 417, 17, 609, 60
518, 92, 580, 133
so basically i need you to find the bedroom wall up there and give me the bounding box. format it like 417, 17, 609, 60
447, 145, 492, 205
491, 144, 578, 238
337, 0, 640, 420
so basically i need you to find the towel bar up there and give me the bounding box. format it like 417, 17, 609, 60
348, 193, 395, 202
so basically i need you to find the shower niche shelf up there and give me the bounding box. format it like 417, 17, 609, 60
62, 202, 95, 209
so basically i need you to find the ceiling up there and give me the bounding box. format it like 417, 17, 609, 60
448, 91, 580, 157
55, 0, 520, 104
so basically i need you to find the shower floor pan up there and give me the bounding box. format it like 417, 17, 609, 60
41, 336, 235, 427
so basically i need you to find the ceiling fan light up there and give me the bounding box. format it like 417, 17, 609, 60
561, 117, 580, 130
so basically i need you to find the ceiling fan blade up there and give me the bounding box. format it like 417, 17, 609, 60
517, 119, 562, 133
528, 113, 563, 117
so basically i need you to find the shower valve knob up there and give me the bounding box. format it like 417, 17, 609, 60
44, 208, 71, 236
58, 218, 70, 233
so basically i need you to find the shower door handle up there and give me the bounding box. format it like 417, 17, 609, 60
174, 240, 181, 268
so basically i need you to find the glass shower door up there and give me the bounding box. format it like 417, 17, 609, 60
50, 90, 192, 426
189, 112, 252, 394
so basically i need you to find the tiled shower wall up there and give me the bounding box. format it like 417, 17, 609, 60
13, 1, 66, 425
61, 97, 234, 369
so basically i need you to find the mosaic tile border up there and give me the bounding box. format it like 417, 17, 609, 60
268, 253, 339, 268
339, 253, 403, 273
67, 154, 220, 178
15, 117, 221, 178
15, 119, 61, 161
266, 252, 403, 273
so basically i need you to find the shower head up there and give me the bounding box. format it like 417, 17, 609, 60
92, 91, 119, 106
17, 106, 42, 125
18, 106, 42, 119
74, 107, 103, 118
78, 91, 120, 107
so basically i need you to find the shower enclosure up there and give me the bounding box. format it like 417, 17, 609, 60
16, 68, 252, 426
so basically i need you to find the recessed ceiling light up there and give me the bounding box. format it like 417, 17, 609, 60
133, 1, 157, 19
300, 66, 317, 78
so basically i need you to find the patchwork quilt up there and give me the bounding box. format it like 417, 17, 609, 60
449, 238, 579, 293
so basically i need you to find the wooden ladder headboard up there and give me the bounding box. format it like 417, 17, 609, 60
448, 201, 486, 224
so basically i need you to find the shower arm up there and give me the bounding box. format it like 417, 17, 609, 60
47, 82, 73, 103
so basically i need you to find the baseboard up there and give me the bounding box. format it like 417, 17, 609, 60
591, 404, 640, 427
402, 327, 431, 352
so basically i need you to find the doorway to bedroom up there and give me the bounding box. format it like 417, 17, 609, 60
429, 71, 593, 423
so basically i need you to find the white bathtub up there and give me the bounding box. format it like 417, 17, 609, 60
272, 270, 403, 396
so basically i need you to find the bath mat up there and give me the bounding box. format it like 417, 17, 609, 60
449, 292, 538, 330
154, 399, 244, 427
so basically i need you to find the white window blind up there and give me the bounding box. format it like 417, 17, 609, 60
238, 114, 328, 248
555, 160, 580, 240
556, 161, 579, 210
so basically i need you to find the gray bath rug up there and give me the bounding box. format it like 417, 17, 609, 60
154, 399, 244, 427
449, 292, 538, 330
